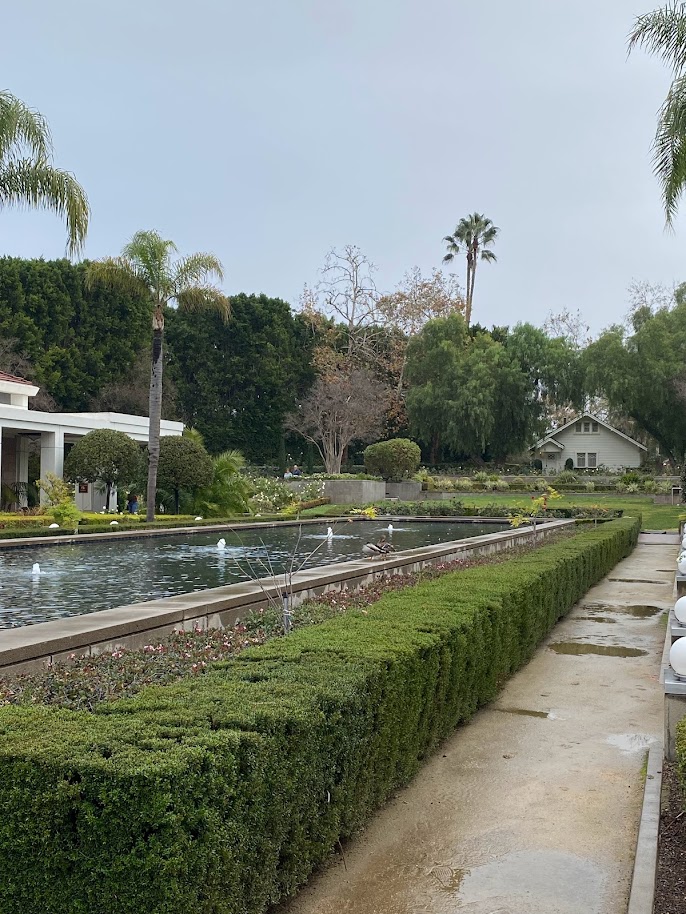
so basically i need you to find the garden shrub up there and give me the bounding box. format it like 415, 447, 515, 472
363, 439, 421, 481
556, 470, 578, 484
0, 518, 639, 914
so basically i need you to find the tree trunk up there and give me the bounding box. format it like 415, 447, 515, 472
174, 487, 180, 515
146, 307, 165, 522
106, 481, 112, 512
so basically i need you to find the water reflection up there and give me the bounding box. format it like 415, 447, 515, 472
0, 521, 502, 628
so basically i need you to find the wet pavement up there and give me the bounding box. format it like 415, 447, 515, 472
280, 538, 677, 914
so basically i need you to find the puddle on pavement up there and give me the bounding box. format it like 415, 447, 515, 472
495, 707, 550, 719
583, 602, 663, 618
416, 849, 605, 914
608, 577, 667, 584
606, 733, 655, 753
578, 616, 617, 623
549, 642, 647, 657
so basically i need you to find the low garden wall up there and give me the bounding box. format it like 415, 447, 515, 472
322, 479, 386, 504
0, 517, 639, 914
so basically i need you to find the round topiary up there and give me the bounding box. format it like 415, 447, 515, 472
363, 438, 422, 481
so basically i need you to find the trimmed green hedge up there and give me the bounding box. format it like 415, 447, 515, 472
0, 517, 639, 914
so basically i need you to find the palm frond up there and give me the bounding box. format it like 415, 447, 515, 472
173, 252, 224, 291
0, 158, 89, 255
121, 230, 178, 302
629, 3, 686, 74
176, 285, 230, 322
653, 75, 686, 223
0, 91, 50, 161
480, 250, 497, 263
85, 256, 151, 297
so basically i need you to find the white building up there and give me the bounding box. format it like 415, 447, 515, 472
531, 414, 647, 473
0, 372, 183, 510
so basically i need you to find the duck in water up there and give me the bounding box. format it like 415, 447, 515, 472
362, 534, 396, 559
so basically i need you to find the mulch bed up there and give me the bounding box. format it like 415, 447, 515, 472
655, 761, 686, 914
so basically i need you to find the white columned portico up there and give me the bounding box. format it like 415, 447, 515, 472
15, 434, 29, 507
39, 430, 64, 504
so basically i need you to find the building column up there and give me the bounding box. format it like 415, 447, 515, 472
39, 430, 64, 505
15, 435, 29, 507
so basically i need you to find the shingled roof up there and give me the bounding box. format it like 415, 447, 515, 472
0, 372, 35, 386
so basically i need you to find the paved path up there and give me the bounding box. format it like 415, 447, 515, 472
281, 540, 677, 914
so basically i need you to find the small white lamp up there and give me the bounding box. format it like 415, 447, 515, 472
670, 637, 686, 680
678, 553, 686, 575
675, 597, 686, 624
681, 533, 686, 549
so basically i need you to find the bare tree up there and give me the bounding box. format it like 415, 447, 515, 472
285, 367, 390, 473
305, 246, 383, 359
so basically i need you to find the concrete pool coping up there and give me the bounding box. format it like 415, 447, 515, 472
0, 518, 574, 675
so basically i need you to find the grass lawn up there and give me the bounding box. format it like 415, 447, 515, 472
301, 494, 683, 531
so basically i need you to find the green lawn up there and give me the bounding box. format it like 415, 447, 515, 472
302, 494, 682, 531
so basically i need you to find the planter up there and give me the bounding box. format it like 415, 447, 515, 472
385, 481, 422, 501
322, 479, 386, 505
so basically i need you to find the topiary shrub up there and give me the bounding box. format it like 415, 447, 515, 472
0, 518, 639, 914
556, 470, 579, 485
363, 439, 421, 481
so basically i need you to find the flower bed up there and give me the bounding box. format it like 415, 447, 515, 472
0, 517, 639, 914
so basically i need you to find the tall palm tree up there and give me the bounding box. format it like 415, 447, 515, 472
0, 90, 89, 255
629, 3, 686, 224
442, 213, 499, 326
88, 231, 229, 520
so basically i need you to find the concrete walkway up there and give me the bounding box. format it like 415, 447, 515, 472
281, 539, 677, 914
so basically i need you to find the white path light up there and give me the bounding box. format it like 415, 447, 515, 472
675, 597, 686, 624
670, 637, 686, 680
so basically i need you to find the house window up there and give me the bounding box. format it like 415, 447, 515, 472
576, 422, 582, 432
587, 453, 597, 468
583, 421, 591, 433
591, 422, 599, 433
576, 453, 586, 468
546, 452, 558, 460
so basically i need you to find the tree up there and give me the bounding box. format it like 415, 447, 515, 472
156, 436, 213, 514
0, 91, 89, 255
405, 315, 538, 463
303, 246, 383, 360
285, 367, 390, 473
87, 231, 229, 521
194, 449, 251, 517
584, 302, 686, 465
377, 267, 465, 397
166, 294, 315, 461
442, 213, 499, 326
629, 4, 686, 222
64, 429, 143, 510
0, 257, 151, 409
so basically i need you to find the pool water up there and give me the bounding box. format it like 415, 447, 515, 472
0, 520, 505, 628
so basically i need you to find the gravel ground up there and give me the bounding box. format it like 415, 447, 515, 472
655, 761, 686, 914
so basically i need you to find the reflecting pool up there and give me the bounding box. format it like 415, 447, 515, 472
0, 520, 506, 628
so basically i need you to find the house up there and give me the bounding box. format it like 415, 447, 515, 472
531, 414, 647, 473
0, 372, 183, 510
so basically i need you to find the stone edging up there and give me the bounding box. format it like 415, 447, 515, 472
627, 741, 663, 914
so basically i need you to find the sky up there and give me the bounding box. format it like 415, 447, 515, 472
1, 0, 683, 335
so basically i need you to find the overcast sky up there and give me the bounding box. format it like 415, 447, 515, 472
1, 0, 682, 334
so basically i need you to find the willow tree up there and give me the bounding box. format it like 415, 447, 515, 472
0, 91, 89, 255
630, 3, 686, 222
442, 213, 498, 326
88, 231, 229, 520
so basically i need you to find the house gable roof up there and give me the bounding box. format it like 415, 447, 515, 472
0, 371, 34, 386
537, 437, 565, 451
533, 414, 647, 452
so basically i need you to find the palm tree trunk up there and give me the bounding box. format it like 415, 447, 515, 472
146, 306, 165, 522
469, 262, 477, 327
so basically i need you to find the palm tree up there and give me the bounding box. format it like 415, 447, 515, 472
629, 3, 686, 223
0, 91, 89, 255
88, 231, 229, 520
442, 213, 499, 326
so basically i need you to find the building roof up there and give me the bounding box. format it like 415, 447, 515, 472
0, 371, 35, 386
537, 437, 565, 451
533, 413, 648, 452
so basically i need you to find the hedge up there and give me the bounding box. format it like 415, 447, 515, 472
0, 516, 639, 914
